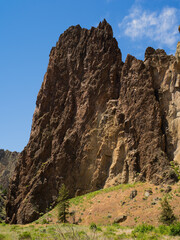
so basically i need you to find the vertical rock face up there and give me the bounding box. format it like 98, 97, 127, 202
6, 21, 179, 224
0, 149, 18, 222
144, 43, 180, 164
0, 150, 19, 189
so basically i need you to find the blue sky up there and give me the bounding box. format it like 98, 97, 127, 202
0, 0, 180, 152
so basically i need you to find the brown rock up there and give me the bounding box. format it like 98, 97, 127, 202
6, 20, 178, 224
130, 190, 137, 199
114, 215, 127, 223
0, 149, 19, 189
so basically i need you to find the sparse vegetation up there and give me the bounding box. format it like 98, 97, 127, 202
70, 182, 141, 206
0, 182, 180, 239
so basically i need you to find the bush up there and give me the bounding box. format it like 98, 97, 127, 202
133, 223, 154, 233
158, 225, 169, 235
42, 218, 49, 224
169, 222, 180, 236
18, 231, 32, 240
159, 197, 176, 225
90, 222, 97, 231
0, 234, 5, 240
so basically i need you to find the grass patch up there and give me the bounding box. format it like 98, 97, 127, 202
69, 195, 84, 206
0, 234, 5, 240
1, 222, 180, 240
70, 182, 141, 206
18, 231, 32, 239
157, 225, 170, 235
133, 223, 154, 233
169, 222, 180, 236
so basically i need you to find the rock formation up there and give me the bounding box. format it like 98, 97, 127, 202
0, 149, 18, 222
0, 149, 19, 189
6, 20, 180, 224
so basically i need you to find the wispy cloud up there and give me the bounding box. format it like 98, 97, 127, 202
118, 6, 179, 49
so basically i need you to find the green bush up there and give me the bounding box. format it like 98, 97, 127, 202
170, 161, 180, 180
158, 225, 169, 235
0, 234, 5, 240
42, 218, 49, 224
90, 222, 97, 231
18, 231, 32, 239
169, 222, 180, 236
133, 223, 154, 233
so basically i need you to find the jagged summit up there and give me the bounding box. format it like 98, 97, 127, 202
98, 19, 113, 37
6, 22, 179, 224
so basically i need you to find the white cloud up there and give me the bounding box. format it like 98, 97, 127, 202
118, 6, 179, 49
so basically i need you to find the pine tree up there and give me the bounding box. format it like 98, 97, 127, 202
159, 197, 176, 225
57, 184, 70, 223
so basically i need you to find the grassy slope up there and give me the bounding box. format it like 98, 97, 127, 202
1, 182, 180, 239
40, 182, 180, 227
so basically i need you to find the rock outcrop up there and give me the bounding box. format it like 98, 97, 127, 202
0, 149, 19, 189
144, 44, 180, 164
0, 149, 18, 222
6, 20, 179, 224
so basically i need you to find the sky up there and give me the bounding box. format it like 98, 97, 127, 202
0, 0, 180, 152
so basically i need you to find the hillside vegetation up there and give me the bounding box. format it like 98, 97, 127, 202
2, 182, 180, 239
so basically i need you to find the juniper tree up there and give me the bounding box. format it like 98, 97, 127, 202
57, 184, 70, 223
159, 197, 176, 225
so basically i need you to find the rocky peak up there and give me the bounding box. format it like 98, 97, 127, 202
97, 19, 113, 37
6, 21, 179, 224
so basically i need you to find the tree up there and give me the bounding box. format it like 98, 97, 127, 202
178, 25, 180, 33
57, 184, 70, 223
159, 197, 176, 225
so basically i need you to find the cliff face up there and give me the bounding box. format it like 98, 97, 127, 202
144, 46, 180, 164
6, 20, 179, 224
0, 150, 19, 189
0, 149, 18, 222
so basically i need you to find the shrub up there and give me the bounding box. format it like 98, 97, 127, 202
133, 223, 154, 233
170, 161, 180, 180
0, 234, 5, 240
159, 197, 176, 225
18, 231, 32, 240
42, 218, 49, 224
169, 222, 180, 236
57, 184, 70, 223
158, 225, 169, 235
90, 222, 97, 231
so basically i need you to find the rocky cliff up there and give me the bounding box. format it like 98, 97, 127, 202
0, 149, 19, 222
6, 20, 180, 224
0, 149, 19, 189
